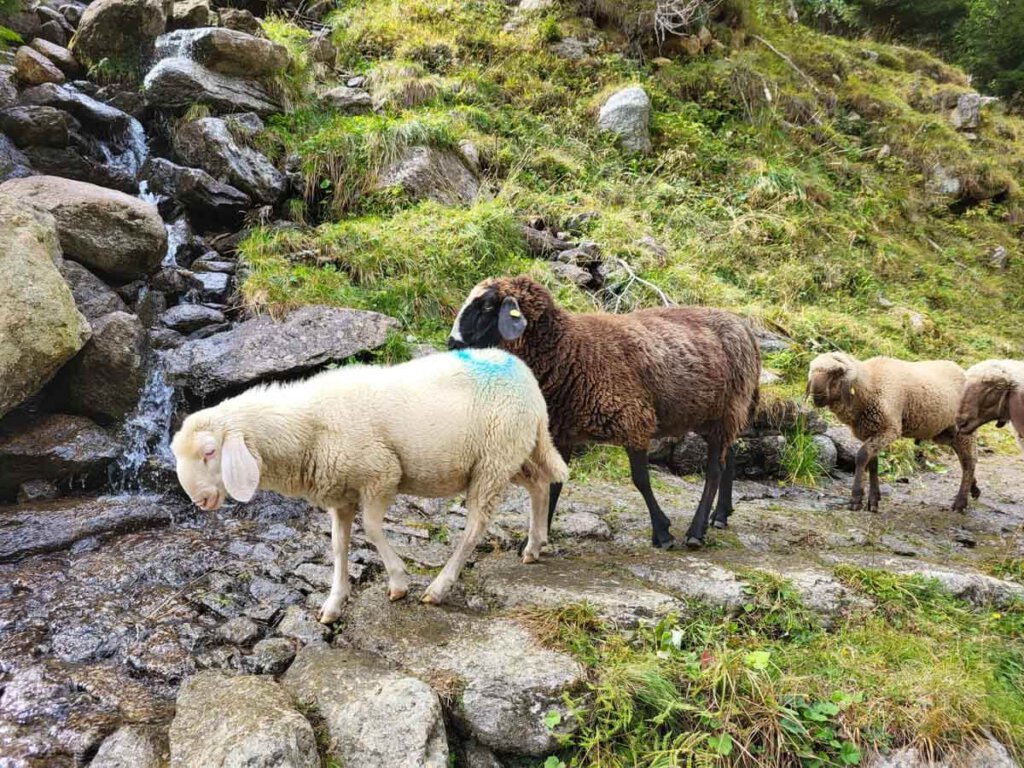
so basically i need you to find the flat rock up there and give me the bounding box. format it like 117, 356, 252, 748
155, 27, 289, 77
0, 493, 172, 560
160, 303, 226, 333
627, 554, 748, 609
144, 57, 284, 117
217, 616, 260, 645
169, 671, 319, 768
18, 82, 134, 136
0, 197, 90, 420
163, 305, 397, 396
276, 605, 328, 646
347, 591, 583, 755
249, 637, 296, 674
322, 85, 373, 114
0, 175, 166, 281
865, 737, 1018, 767
91, 725, 168, 768
283, 647, 448, 768
475, 555, 681, 626
172, 115, 285, 203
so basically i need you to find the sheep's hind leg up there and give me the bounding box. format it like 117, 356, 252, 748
521, 477, 551, 564
362, 492, 409, 601
711, 445, 736, 529
627, 447, 676, 549
319, 504, 356, 624
867, 457, 881, 512
949, 433, 978, 512
423, 481, 501, 604
683, 435, 724, 548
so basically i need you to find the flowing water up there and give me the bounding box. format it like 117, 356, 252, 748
153, 28, 207, 62
109, 357, 178, 492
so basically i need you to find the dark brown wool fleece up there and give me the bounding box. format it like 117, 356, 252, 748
490, 276, 762, 459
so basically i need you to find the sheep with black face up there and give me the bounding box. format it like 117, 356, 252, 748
448, 275, 762, 551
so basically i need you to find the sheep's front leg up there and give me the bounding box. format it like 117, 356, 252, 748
867, 457, 881, 512
850, 433, 894, 511
522, 479, 551, 564
362, 491, 409, 601
319, 504, 356, 624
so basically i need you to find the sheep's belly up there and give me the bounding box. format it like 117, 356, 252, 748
397, 471, 469, 499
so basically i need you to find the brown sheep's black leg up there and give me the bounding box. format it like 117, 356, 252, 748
950, 434, 977, 512
711, 445, 736, 529
626, 448, 676, 549
546, 481, 564, 530
685, 435, 724, 548
850, 446, 870, 511
867, 456, 881, 512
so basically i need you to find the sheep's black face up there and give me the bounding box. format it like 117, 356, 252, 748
448, 285, 528, 350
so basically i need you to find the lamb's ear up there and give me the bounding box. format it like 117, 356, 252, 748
497, 296, 527, 341
222, 433, 260, 502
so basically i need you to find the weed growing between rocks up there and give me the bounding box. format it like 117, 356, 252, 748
525, 567, 1024, 766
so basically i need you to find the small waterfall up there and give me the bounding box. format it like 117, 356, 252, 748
110, 357, 177, 493
164, 216, 190, 267
154, 29, 207, 62
138, 180, 160, 206
98, 116, 149, 180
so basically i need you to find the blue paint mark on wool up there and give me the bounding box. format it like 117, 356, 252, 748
454, 348, 521, 382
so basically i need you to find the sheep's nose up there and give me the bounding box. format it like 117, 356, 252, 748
447, 337, 466, 350
195, 491, 215, 510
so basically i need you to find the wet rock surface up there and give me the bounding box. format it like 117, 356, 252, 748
164, 304, 398, 396
144, 57, 285, 116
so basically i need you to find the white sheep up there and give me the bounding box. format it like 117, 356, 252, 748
171, 348, 569, 623
807, 352, 979, 512
956, 359, 1024, 454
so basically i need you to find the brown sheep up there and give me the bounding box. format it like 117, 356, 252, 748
807, 352, 979, 512
447, 275, 762, 551
955, 359, 1024, 455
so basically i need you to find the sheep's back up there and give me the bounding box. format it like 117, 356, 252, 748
866, 358, 965, 438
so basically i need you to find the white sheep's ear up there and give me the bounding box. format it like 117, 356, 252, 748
497, 296, 527, 341
221, 433, 260, 502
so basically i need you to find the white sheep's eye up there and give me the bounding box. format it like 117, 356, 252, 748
203, 446, 216, 460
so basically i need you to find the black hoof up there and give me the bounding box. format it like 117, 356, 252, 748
684, 536, 703, 549
712, 518, 728, 530
970, 486, 981, 500
652, 534, 677, 550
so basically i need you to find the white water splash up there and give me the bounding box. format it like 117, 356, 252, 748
110, 358, 177, 493
154, 29, 207, 62
164, 217, 190, 267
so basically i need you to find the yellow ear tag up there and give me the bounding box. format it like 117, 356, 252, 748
509, 309, 522, 318
850, 386, 856, 395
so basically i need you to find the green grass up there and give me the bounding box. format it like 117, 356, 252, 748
239, 0, 1023, 384
524, 567, 1024, 767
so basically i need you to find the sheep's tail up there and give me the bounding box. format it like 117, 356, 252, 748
530, 420, 570, 484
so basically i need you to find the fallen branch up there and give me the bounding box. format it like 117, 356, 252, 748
610, 258, 676, 312
750, 34, 821, 95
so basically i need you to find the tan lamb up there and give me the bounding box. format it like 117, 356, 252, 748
956, 359, 1024, 455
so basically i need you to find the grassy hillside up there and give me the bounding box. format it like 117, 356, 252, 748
244, 0, 1023, 380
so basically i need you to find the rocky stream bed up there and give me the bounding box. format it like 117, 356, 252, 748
1, 452, 1022, 767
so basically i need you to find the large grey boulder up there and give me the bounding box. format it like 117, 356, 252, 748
826, 424, 860, 470
58, 260, 128, 321
0, 197, 90, 420
173, 116, 285, 203
0, 176, 166, 281
169, 672, 319, 768
347, 593, 583, 755
0, 413, 121, 500
144, 57, 284, 116
169, 0, 210, 29
155, 27, 289, 77
218, 7, 263, 36
19, 82, 134, 136
597, 85, 651, 153
91, 725, 168, 768
283, 647, 448, 768
949, 91, 982, 131
54, 310, 147, 422
0, 105, 72, 148
143, 156, 250, 227
322, 85, 373, 114
13, 46, 66, 87
375, 145, 481, 206
71, 0, 166, 69
164, 305, 397, 396
0, 133, 34, 182
0, 65, 17, 108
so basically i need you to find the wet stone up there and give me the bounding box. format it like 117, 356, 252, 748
15, 479, 60, 503
217, 616, 261, 645
248, 636, 297, 674
276, 605, 328, 646
91, 725, 168, 768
